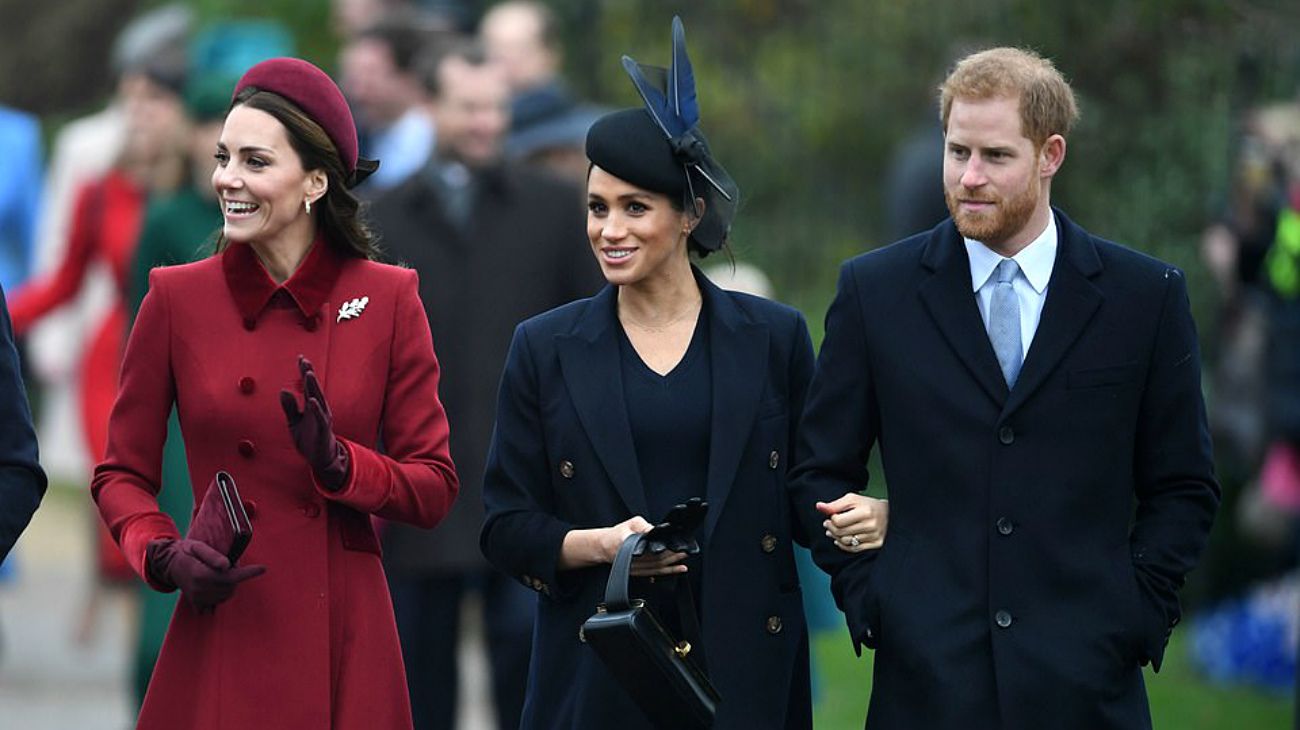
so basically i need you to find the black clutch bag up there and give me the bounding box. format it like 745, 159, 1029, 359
580, 508, 720, 729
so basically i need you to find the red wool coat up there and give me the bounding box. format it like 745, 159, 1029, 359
92, 240, 458, 729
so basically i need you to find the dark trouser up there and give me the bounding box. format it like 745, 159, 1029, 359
389, 569, 535, 730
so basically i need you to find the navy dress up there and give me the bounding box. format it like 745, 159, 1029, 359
620, 314, 710, 636
620, 314, 711, 523
482, 270, 816, 729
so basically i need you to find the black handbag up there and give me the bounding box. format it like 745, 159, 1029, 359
580, 531, 720, 729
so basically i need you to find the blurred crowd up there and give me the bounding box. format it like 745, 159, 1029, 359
1192, 93, 1300, 694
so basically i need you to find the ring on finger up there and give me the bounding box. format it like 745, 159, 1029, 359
849, 535, 860, 547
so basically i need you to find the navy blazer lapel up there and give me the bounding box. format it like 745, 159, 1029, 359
698, 273, 768, 540
918, 222, 1010, 406
1002, 210, 1103, 417
555, 286, 649, 517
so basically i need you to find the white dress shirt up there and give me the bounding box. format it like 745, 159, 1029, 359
366, 108, 436, 191
965, 218, 1058, 359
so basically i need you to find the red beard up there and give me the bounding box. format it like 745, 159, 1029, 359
945, 178, 1040, 248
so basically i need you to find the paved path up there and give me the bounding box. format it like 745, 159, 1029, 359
0, 488, 133, 729
0, 487, 495, 729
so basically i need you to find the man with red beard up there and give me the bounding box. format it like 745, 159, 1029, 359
790, 48, 1218, 729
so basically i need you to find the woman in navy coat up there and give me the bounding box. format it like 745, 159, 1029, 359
480, 19, 884, 729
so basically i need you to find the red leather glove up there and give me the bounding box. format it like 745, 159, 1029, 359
146, 538, 266, 613
279, 355, 350, 491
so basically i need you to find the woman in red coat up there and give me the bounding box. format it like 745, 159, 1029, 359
92, 58, 459, 729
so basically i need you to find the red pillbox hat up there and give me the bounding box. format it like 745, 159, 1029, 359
233, 57, 358, 175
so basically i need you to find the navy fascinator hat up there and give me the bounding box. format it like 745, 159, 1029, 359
585, 17, 738, 254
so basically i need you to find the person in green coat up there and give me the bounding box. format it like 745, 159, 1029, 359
126, 72, 229, 706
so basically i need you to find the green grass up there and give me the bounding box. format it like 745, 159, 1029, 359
811, 630, 1292, 728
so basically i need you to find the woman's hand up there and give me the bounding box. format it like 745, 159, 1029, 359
146, 538, 266, 613
605, 516, 689, 577
559, 516, 688, 575
629, 544, 689, 577
816, 494, 888, 553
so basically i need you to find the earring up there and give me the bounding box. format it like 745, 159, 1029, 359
305, 198, 312, 215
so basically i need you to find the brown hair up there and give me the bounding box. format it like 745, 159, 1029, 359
416, 38, 490, 98
215, 87, 380, 259
938, 47, 1079, 147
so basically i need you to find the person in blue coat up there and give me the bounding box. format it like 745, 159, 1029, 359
480, 18, 883, 730
0, 284, 46, 563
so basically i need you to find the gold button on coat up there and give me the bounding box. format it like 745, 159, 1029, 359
760, 534, 778, 553
559, 460, 575, 479
768, 451, 780, 469
766, 616, 783, 634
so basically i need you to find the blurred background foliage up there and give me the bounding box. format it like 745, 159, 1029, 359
567, 0, 1300, 331
4, 0, 1300, 329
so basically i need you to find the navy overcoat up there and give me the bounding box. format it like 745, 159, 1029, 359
0, 285, 44, 562
481, 271, 815, 729
790, 210, 1219, 730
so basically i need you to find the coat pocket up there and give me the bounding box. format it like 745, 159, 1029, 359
757, 395, 787, 420
867, 528, 913, 641
1067, 362, 1138, 390
335, 504, 382, 555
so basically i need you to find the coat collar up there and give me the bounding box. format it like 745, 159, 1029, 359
221, 236, 344, 324
919, 207, 1103, 413
556, 267, 769, 536
403, 160, 515, 208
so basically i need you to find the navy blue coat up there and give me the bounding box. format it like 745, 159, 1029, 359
0, 285, 45, 562
790, 210, 1219, 730
481, 271, 815, 729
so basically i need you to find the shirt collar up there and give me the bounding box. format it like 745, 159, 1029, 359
222, 235, 344, 325
964, 216, 1058, 295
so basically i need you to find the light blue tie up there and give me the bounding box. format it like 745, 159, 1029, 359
989, 259, 1023, 387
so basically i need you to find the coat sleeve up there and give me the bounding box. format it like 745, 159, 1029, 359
785, 311, 816, 547
480, 323, 578, 600
7, 181, 100, 334
1130, 268, 1220, 671
787, 260, 882, 653
91, 270, 181, 590
319, 269, 459, 528
0, 285, 46, 563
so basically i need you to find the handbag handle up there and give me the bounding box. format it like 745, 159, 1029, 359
603, 532, 646, 611
603, 531, 706, 656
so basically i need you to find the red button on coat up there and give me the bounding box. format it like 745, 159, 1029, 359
237, 440, 256, 458
242, 318, 256, 331
239, 377, 255, 394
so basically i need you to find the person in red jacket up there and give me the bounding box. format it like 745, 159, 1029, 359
10, 53, 189, 586
92, 58, 459, 730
